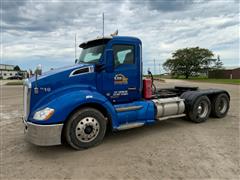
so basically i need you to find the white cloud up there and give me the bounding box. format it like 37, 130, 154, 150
1, 0, 239, 72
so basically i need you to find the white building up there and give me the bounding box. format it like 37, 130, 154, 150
0, 64, 27, 79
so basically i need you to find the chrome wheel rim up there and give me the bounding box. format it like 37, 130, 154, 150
197, 101, 209, 118
219, 98, 227, 114
75, 117, 100, 142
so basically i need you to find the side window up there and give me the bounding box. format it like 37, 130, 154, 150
113, 45, 134, 67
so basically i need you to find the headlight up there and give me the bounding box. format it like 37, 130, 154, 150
33, 107, 54, 121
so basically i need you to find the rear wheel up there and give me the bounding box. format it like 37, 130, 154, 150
65, 108, 107, 150
211, 93, 229, 118
188, 96, 211, 123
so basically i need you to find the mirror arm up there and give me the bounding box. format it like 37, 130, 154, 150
95, 64, 105, 72
105, 49, 114, 73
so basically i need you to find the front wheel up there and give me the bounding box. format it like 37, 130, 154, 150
65, 108, 107, 150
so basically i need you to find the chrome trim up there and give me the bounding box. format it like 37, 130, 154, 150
34, 87, 39, 94
152, 97, 185, 118
23, 79, 31, 121
75, 117, 100, 143
24, 120, 63, 146
157, 114, 186, 121
116, 105, 143, 112
117, 122, 144, 130
69, 66, 94, 77
128, 87, 137, 91
24, 78, 31, 88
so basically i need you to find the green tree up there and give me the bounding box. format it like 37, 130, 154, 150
163, 47, 214, 79
212, 55, 224, 70
14, 65, 21, 71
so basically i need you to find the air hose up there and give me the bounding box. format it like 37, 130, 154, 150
147, 70, 156, 94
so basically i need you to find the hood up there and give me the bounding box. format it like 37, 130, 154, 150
29, 63, 94, 82
29, 64, 87, 82
28, 63, 96, 90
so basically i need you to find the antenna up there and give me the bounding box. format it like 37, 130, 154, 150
159, 63, 161, 75
102, 12, 104, 37
154, 59, 156, 75
75, 33, 77, 60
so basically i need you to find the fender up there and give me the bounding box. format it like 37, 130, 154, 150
28, 87, 117, 126
180, 89, 230, 113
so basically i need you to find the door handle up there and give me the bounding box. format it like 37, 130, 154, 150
128, 87, 136, 91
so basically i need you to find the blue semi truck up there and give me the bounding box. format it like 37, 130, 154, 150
23, 35, 230, 149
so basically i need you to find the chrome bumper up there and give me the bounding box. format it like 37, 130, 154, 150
23, 120, 63, 146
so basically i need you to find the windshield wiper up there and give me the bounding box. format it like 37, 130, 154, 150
78, 60, 86, 64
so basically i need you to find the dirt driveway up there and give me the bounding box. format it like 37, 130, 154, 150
0, 80, 239, 179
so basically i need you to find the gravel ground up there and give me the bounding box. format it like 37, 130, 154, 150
0, 80, 239, 180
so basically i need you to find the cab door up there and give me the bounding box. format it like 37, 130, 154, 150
99, 42, 140, 103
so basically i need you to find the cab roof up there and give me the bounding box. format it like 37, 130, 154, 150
79, 36, 141, 48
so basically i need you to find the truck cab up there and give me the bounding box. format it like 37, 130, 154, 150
89, 36, 142, 103
23, 36, 230, 149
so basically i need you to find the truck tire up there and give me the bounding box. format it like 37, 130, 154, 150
211, 93, 229, 118
65, 108, 107, 150
188, 96, 211, 123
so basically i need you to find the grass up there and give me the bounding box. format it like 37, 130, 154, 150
175, 76, 240, 85
4, 80, 24, 86
187, 78, 240, 85
148, 75, 240, 85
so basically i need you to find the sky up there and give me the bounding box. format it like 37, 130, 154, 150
1, 0, 239, 74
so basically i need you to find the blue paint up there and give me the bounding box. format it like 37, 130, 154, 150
26, 36, 156, 130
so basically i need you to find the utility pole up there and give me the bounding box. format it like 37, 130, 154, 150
74, 33, 77, 60
159, 63, 161, 76
102, 12, 104, 37
154, 59, 156, 75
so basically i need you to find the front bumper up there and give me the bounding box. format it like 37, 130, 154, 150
23, 120, 63, 146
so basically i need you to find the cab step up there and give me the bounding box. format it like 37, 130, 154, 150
157, 114, 186, 121
116, 122, 144, 130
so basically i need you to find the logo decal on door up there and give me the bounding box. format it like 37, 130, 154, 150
114, 74, 128, 84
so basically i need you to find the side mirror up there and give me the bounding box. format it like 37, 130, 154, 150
75, 59, 78, 64
105, 49, 114, 73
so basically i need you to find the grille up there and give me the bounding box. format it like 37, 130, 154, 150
23, 81, 31, 120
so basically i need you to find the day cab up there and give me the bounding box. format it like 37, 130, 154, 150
23, 36, 230, 149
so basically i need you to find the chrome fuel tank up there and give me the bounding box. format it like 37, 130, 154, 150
152, 97, 185, 119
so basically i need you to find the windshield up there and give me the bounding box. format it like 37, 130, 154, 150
78, 44, 105, 64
